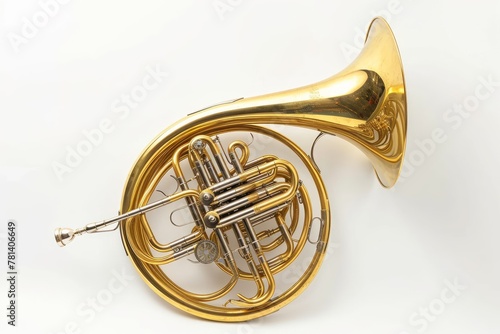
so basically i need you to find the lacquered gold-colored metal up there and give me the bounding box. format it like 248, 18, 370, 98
54, 17, 406, 322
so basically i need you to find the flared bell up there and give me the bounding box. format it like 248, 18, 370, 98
132, 17, 407, 191
331, 17, 407, 187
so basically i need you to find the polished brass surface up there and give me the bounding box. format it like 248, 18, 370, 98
54, 17, 406, 322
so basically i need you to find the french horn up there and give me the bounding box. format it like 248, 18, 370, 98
55, 17, 407, 322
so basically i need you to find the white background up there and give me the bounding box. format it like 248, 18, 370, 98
1, 0, 500, 333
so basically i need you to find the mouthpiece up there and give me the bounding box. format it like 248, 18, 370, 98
54, 217, 124, 247
54, 227, 76, 247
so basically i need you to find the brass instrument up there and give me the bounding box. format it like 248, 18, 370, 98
54, 17, 406, 322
